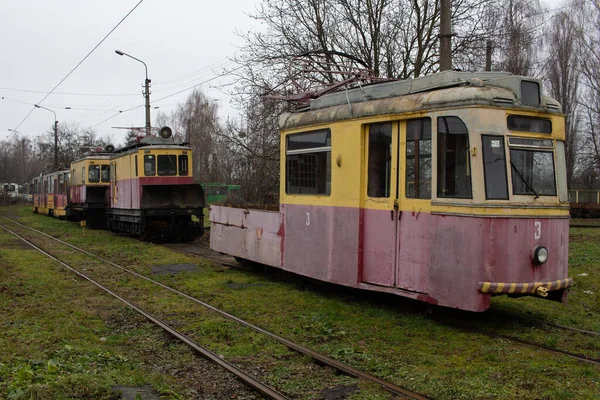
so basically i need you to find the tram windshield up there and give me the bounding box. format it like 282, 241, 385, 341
157, 155, 177, 176
509, 148, 556, 196
88, 165, 100, 182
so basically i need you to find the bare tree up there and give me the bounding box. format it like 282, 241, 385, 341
220, 93, 283, 202
491, 0, 545, 76
577, 0, 600, 179
170, 89, 224, 183
36, 122, 109, 171
544, 8, 582, 186
229, 0, 495, 104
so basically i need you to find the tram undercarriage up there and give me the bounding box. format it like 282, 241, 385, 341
107, 208, 203, 242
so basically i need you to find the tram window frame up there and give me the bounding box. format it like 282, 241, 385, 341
88, 165, 101, 183
367, 123, 393, 198
179, 154, 189, 176
144, 155, 156, 176
482, 135, 509, 200
507, 115, 552, 134
437, 116, 473, 199
509, 146, 557, 197
285, 129, 332, 195
405, 118, 432, 199
521, 80, 541, 106
101, 165, 110, 182
157, 154, 177, 176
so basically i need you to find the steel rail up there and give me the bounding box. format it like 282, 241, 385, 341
432, 316, 600, 366
1, 216, 428, 400
0, 222, 290, 400
491, 311, 600, 337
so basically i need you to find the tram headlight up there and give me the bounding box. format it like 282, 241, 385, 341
533, 246, 549, 265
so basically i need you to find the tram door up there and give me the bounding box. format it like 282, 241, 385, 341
361, 122, 399, 286
110, 161, 118, 206
361, 118, 431, 292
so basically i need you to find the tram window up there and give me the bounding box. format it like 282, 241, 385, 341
286, 129, 331, 195
144, 155, 156, 176
178, 155, 189, 176
367, 123, 392, 197
521, 80, 541, 106
88, 165, 100, 182
437, 116, 472, 198
507, 115, 551, 133
510, 149, 556, 196
101, 165, 110, 182
81, 167, 85, 184
134, 155, 138, 177
157, 155, 177, 176
482, 136, 508, 200
406, 118, 431, 199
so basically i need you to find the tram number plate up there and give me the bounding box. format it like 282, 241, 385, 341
534, 221, 542, 240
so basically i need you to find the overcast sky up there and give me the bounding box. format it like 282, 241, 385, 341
0, 0, 257, 146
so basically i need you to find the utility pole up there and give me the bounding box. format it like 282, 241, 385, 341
439, 0, 452, 71
485, 40, 492, 71
144, 77, 151, 137
54, 120, 58, 170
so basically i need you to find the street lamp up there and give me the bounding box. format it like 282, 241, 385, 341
34, 104, 58, 170
115, 49, 151, 136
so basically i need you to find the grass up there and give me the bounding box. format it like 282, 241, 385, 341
1, 206, 600, 399
0, 230, 191, 399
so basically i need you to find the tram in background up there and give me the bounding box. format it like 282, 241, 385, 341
211, 71, 572, 312
67, 150, 112, 227
32, 170, 70, 217
107, 127, 205, 241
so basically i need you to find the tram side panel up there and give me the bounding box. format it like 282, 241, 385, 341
210, 206, 282, 268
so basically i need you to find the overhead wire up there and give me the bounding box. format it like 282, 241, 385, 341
0, 86, 140, 97
12, 0, 146, 131
90, 65, 243, 128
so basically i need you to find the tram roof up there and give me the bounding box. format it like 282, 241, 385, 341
279, 71, 562, 130
114, 136, 190, 154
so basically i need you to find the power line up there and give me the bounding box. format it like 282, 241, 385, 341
90, 66, 243, 129
13, 0, 146, 131
0, 86, 140, 97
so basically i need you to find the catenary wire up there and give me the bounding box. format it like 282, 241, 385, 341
12, 0, 146, 131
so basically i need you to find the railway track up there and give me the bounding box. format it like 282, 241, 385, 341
0, 216, 427, 400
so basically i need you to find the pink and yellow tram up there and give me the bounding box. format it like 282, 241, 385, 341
107, 129, 205, 241
67, 152, 111, 226
32, 170, 70, 218
211, 71, 572, 312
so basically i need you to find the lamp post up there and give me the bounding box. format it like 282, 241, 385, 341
115, 49, 151, 137
34, 104, 58, 170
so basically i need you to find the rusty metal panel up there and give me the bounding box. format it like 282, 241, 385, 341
361, 208, 396, 286
210, 206, 282, 268
281, 204, 360, 286
396, 211, 432, 293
